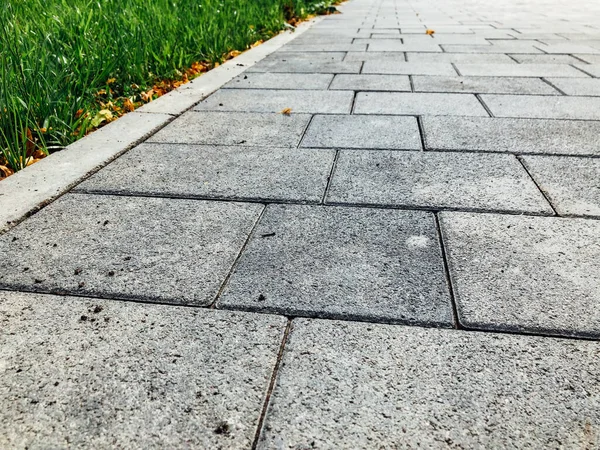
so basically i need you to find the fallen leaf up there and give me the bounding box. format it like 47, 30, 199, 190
90, 109, 113, 128
140, 89, 155, 102
0, 165, 14, 178
426, 29, 435, 35
107, 78, 116, 84
280, 107, 292, 115
123, 98, 135, 112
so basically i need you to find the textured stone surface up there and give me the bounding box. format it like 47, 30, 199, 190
545, 77, 600, 96
223, 72, 333, 90
362, 61, 457, 75
76, 143, 335, 203
508, 54, 583, 64
248, 59, 362, 73
481, 94, 600, 119
366, 41, 443, 52
442, 43, 543, 53
329, 74, 411, 91
258, 319, 600, 449
0, 292, 286, 449
440, 212, 600, 338
301, 114, 422, 149
326, 150, 552, 214
574, 64, 600, 76
456, 63, 586, 77
522, 155, 600, 216
423, 116, 600, 155
405, 52, 515, 63
413, 75, 559, 94
0, 194, 262, 305
354, 92, 488, 116
219, 205, 453, 326
148, 111, 311, 147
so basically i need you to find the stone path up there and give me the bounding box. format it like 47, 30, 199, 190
2, 0, 600, 448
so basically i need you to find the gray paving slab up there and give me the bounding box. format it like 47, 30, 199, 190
402, 34, 491, 44
76, 144, 335, 203
362, 61, 457, 75
413, 75, 559, 94
0, 292, 286, 449
263, 51, 347, 62
326, 150, 552, 214
574, 54, 600, 63
300, 114, 422, 149
148, 111, 311, 147
276, 44, 367, 52
440, 212, 600, 338
194, 89, 353, 114
223, 72, 333, 90
422, 116, 600, 155
329, 74, 411, 91
508, 54, 583, 64
406, 52, 516, 63
574, 63, 600, 76
343, 51, 407, 62
456, 63, 586, 77
442, 44, 544, 53
522, 155, 600, 216
366, 41, 443, 52
481, 94, 600, 119
248, 59, 362, 73
0, 194, 262, 305
219, 205, 453, 326
545, 77, 600, 95
539, 43, 600, 53
354, 92, 489, 116
258, 319, 600, 449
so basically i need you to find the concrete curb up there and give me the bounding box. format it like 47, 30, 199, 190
0, 17, 322, 232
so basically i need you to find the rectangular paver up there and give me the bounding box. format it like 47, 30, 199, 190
344, 52, 407, 62
223, 73, 333, 90
366, 41, 443, 52
413, 75, 559, 94
406, 52, 516, 63
545, 77, 600, 95
508, 54, 583, 64
248, 59, 362, 74
456, 63, 587, 77
354, 92, 488, 116
329, 74, 411, 91
574, 64, 600, 76
481, 94, 600, 119
362, 61, 457, 75
442, 44, 544, 53
219, 205, 453, 326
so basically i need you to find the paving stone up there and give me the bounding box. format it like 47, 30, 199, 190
573, 54, 600, 63
219, 205, 453, 326
422, 116, 600, 155
521, 155, 600, 216
442, 44, 544, 53
0, 292, 286, 449
574, 63, 600, 76
148, 111, 311, 147
362, 61, 456, 75
258, 319, 600, 449
300, 115, 421, 149
223, 73, 334, 90
329, 74, 411, 91
263, 51, 347, 62
440, 212, 600, 337
508, 54, 583, 64
545, 77, 600, 95
326, 150, 552, 214
539, 43, 600, 53
194, 89, 353, 114
406, 52, 516, 63
76, 144, 335, 203
276, 44, 367, 52
0, 194, 262, 305
402, 34, 491, 44
481, 94, 600, 119
366, 41, 443, 52
354, 92, 488, 116
248, 59, 362, 73
344, 51, 407, 62
456, 63, 586, 77
413, 75, 559, 94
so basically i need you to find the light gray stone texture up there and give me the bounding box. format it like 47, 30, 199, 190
0, 194, 262, 305
76, 144, 335, 203
148, 112, 311, 147
219, 205, 453, 326
508, 54, 583, 64
413, 75, 559, 94
263, 51, 347, 62
258, 319, 600, 449
194, 89, 353, 114
574, 54, 600, 63
545, 77, 600, 95
442, 44, 544, 53
574, 64, 600, 76
456, 63, 586, 77
344, 51, 407, 62
301, 115, 422, 150
406, 52, 516, 63
354, 92, 488, 116
275, 44, 367, 52
423, 116, 600, 155
540, 43, 600, 53
248, 59, 362, 74
522, 155, 600, 216
440, 212, 600, 337
362, 61, 457, 75
326, 150, 553, 214
329, 74, 411, 91
223, 72, 333, 90
0, 292, 286, 449
366, 41, 443, 52
481, 94, 600, 119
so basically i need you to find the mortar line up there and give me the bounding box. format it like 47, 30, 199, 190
321, 149, 341, 204
540, 77, 567, 95
570, 64, 596, 78
516, 155, 559, 216
416, 115, 427, 151
433, 213, 461, 329
475, 93, 494, 117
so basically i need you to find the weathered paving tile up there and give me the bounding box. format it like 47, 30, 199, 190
574, 63, 600, 76
194, 89, 353, 114
219, 205, 453, 326
456, 63, 586, 77
258, 319, 600, 449
545, 77, 600, 95
539, 43, 600, 54
301, 115, 421, 150
481, 94, 600, 119
362, 61, 457, 75
344, 51, 407, 62
508, 54, 583, 64
573, 54, 600, 63
406, 52, 516, 63
0, 194, 262, 305
442, 44, 544, 53
76, 144, 335, 203
423, 116, 600, 155
401, 34, 491, 45
223, 73, 333, 90
366, 41, 443, 52
248, 59, 362, 74
276, 43, 367, 52
148, 112, 311, 147
354, 92, 488, 116
329, 74, 411, 91
263, 51, 347, 62
440, 212, 600, 337
326, 150, 552, 214
0, 292, 286, 449
522, 155, 600, 216
413, 75, 559, 94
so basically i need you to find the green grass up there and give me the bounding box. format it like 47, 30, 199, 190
0, 0, 336, 174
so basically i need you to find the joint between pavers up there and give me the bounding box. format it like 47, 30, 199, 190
516, 156, 559, 216
474, 94, 495, 117
320, 149, 341, 205
433, 213, 461, 330
539, 77, 568, 95
569, 63, 597, 78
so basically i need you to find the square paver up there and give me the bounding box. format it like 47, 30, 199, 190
440, 212, 600, 337
326, 150, 552, 214
455, 63, 587, 77
0, 292, 286, 449
0, 194, 262, 305
423, 116, 600, 155
406, 52, 515, 63
362, 61, 457, 75
194, 89, 353, 114
522, 155, 600, 216
329, 74, 411, 91
76, 144, 335, 203
354, 92, 488, 116
413, 75, 559, 94
148, 112, 311, 147
481, 94, 600, 120
248, 59, 362, 74
545, 77, 600, 96
218, 205, 453, 326
300, 115, 422, 150
223, 73, 333, 90
258, 319, 600, 449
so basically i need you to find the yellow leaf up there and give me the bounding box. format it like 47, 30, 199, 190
90, 109, 113, 128
107, 78, 116, 84
280, 107, 292, 115
426, 29, 435, 35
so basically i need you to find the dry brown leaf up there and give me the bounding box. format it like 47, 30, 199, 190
280, 107, 292, 115
0, 165, 14, 178
123, 98, 135, 112
426, 29, 435, 35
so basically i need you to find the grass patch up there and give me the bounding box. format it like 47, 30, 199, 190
0, 0, 338, 177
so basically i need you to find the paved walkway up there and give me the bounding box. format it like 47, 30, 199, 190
2, 0, 600, 448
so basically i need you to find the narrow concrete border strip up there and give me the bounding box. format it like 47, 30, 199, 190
0, 17, 323, 232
